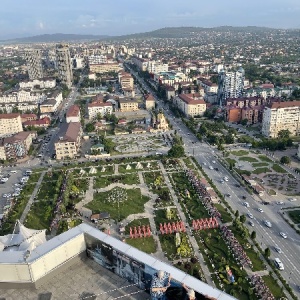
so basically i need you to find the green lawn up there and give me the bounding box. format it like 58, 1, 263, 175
258, 155, 272, 162
214, 204, 233, 223
143, 171, 164, 186
252, 167, 271, 174
125, 236, 157, 254
36, 181, 59, 201
25, 199, 55, 231
239, 156, 258, 163
154, 209, 179, 231
262, 275, 286, 299
272, 164, 287, 173
268, 189, 277, 196
288, 210, 300, 224
27, 172, 42, 184
252, 162, 269, 167
94, 173, 140, 188
231, 150, 249, 156
226, 158, 236, 165
86, 188, 149, 221
159, 233, 179, 259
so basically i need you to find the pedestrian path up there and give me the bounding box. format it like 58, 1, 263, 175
19, 170, 47, 223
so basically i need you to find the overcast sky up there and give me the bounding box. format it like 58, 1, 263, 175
1, 0, 300, 39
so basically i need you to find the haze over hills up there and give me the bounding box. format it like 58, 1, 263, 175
0, 33, 110, 44
1, 26, 300, 44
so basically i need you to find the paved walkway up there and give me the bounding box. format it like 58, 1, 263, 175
19, 170, 47, 223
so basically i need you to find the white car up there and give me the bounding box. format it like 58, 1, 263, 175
10, 170, 17, 173
274, 246, 282, 253
212, 160, 216, 164
276, 201, 284, 205
249, 221, 254, 227
264, 220, 272, 228
247, 213, 254, 219
243, 202, 250, 207
279, 232, 287, 239
224, 177, 229, 182
257, 208, 264, 213
1, 177, 8, 183
209, 166, 214, 170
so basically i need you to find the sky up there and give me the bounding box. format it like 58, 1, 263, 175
0, 0, 300, 39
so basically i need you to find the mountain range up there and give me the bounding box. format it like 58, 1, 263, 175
1, 26, 299, 43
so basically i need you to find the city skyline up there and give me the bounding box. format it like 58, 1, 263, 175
1, 0, 300, 39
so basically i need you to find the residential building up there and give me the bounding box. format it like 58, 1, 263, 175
55, 122, 82, 160
118, 98, 138, 112
0, 113, 23, 137
40, 90, 63, 114
1, 131, 33, 161
217, 67, 245, 104
21, 114, 38, 123
175, 94, 207, 117
23, 117, 51, 128
165, 85, 176, 100
147, 61, 169, 74
88, 101, 113, 120
262, 101, 300, 137
56, 44, 73, 88
88, 55, 108, 65
118, 71, 134, 90
89, 63, 121, 74
0, 140, 5, 160
145, 94, 155, 110
24, 49, 44, 80
198, 78, 218, 93
19, 78, 56, 89
66, 105, 81, 123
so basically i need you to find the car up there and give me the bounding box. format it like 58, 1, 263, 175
209, 166, 214, 170
220, 180, 224, 184
235, 184, 241, 188
279, 232, 287, 239
289, 198, 297, 202
12, 192, 20, 197
10, 170, 17, 173
1, 177, 8, 183
243, 202, 250, 207
225, 194, 231, 198
247, 213, 254, 219
274, 246, 282, 253
203, 162, 207, 166
276, 201, 284, 205
214, 167, 219, 171
242, 195, 247, 200
223, 177, 229, 182
212, 160, 216, 164
257, 208, 264, 213
264, 220, 272, 228
249, 221, 254, 227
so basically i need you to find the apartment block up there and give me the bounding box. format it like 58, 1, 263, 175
88, 101, 113, 120
175, 94, 206, 117
23, 117, 51, 129
218, 67, 245, 104
19, 78, 56, 89
24, 49, 44, 80
89, 63, 121, 74
56, 44, 73, 88
118, 98, 139, 112
0, 114, 23, 137
66, 105, 81, 123
262, 101, 300, 137
55, 122, 82, 160
145, 94, 155, 110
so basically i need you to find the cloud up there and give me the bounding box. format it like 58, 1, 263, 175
38, 22, 44, 29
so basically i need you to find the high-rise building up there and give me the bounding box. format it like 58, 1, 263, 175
55, 44, 73, 88
217, 67, 245, 105
24, 49, 44, 80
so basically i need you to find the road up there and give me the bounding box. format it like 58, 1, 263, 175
127, 64, 300, 296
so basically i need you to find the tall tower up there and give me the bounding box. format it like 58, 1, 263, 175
24, 49, 44, 80
56, 44, 73, 89
217, 67, 245, 105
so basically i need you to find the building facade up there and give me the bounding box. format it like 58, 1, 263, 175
262, 101, 300, 137
66, 105, 81, 123
24, 49, 44, 80
0, 114, 23, 137
56, 44, 73, 89
88, 102, 113, 120
175, 94, 207, 117
55, 122, 82, 160
89, 63, 121, 74
118, 98, 138, 112
218, 67, 245, 104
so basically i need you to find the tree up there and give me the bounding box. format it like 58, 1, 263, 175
239, 215, 246, 223
250, 231, 256, 240
85, 123, 95, 132
240, 119, 248, 126
264, 247, 271, 258
278, 129, 291, 139
235, 210, 239, 218
168, 144, 185, 158
280, 156, 291, 164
